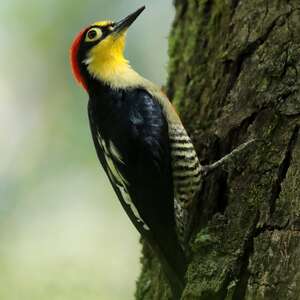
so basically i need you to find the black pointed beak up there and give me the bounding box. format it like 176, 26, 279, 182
113, 6, 145, 34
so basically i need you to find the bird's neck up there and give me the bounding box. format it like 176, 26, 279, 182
86, 39, 145, 90
88, 57, 145, 89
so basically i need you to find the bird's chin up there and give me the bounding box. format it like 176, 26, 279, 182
111, 29, 127, 40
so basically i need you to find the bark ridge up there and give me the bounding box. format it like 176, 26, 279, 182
136, 1, 300, 299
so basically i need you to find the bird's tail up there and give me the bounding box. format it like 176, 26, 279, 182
152, 232, 187, 299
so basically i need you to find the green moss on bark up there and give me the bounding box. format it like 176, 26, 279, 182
136, 1, 300, 299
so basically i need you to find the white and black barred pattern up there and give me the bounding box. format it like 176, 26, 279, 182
169, 125, 202, 242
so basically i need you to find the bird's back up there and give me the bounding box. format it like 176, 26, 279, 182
87, 82, 187, 297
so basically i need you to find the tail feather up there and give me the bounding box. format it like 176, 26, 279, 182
151, 231, 187, 299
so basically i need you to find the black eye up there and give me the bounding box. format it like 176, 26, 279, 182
85, 28, 103, 42
88, 30, 97, 39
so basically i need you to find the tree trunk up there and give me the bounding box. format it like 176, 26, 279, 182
135, 1, 300, 299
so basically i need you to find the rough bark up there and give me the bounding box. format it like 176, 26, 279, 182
135, 1, 300, 299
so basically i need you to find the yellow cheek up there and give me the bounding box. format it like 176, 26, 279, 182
90, 34, 126, 62
87, 34, 128, 80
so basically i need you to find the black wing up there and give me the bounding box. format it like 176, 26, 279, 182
88, 88, 186, 295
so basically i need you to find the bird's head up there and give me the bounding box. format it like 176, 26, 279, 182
70, 6, 145, 91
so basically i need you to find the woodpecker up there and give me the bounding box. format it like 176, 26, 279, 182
70, 6, 254, 299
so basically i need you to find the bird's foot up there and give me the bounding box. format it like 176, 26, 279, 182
200, 138, 256, 176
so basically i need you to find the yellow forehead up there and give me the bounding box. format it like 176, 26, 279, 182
92, 20, 113, 27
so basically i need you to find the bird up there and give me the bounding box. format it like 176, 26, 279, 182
70, 6, 203, 299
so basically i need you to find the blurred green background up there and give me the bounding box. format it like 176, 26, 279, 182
0, 1, 174, 299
